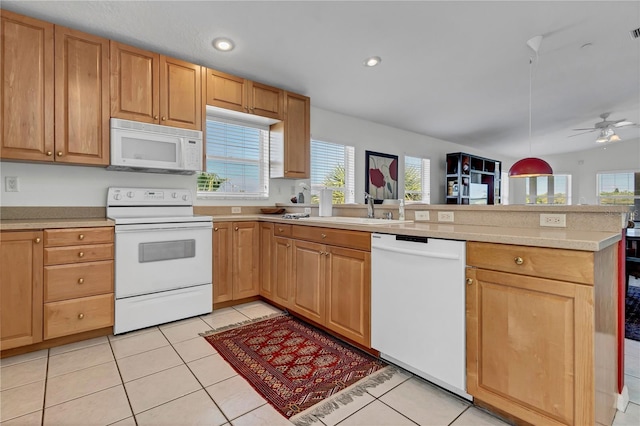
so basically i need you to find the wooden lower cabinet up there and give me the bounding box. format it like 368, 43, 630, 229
260, 225, 371, 347
259, 223, 273, 298
325, 246, 370, 346
466, 242, 617, 426
0, 231, 44, 350
291, 240, 325, 324
213, 221, 259, 304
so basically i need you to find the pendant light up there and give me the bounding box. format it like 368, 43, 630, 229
509, 36, 553, 178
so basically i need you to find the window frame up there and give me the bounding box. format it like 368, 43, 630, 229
309, 139, 355, 204
197, 115, 270, 200
403, 155, 431, 204
596, 170, 639, 206
524, 174, 572, 205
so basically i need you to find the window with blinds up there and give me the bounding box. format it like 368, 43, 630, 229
597, 171, 639, 205
404, 155, 431, 203
198, 117, 269, 198
310, 140, 355, 204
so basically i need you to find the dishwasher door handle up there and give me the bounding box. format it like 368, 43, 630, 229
372, 245, 460, 260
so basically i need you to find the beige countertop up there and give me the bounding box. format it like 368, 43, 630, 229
0, 215, 620, 251
212, 215, 621, 251
0, 218, 115, 230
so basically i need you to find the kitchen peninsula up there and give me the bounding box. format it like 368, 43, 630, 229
0, 204, 628, 425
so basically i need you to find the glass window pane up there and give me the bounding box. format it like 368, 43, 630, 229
310, 140, 355, 204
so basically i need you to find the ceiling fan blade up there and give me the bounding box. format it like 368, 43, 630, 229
568, 130, 598, 137
614, 121, 636, 128
571, 128, 597, 132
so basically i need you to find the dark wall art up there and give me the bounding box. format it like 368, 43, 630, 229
365, 150, 398, 202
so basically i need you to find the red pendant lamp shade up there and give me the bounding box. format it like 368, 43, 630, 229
508, 157, 553, 177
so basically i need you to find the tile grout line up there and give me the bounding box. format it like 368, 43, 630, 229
108, 335, 139, 426
40, 349, 49, 426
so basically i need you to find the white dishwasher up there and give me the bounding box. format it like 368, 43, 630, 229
371, 233, 470, 399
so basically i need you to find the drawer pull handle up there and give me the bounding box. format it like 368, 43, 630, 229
466, 278, 473, 286
161, 116, 166, 121
34, 237, 41, 244
235, 227, 239, 231
154, 115, 159, 120
321, 233, 326, 239
46, 151, 53, 156
514, 256, 524, 265
278, 228, 283, 232
78, 313, 84, 320
286, 243, 290, 248
79, 234, 85, 240
214, 227, 218, 231
78, 278, 84, 284
78, 252, 85, 258
56, 151, 63, 157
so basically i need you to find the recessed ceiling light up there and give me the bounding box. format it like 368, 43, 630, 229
213, 37, 235, 52
363, 56, 382, 67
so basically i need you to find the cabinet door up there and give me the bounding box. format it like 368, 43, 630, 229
259, 222, 273, 298
206, 69, 245, 113
325, 246, 370, 346
270, 91, 310, 178
291, 240, 325, 324
248, 81, 283, 120
232, 222, 260, 299
1, 11, 54, 161
0, 231, 44, 350
272, 236, 293, 308
466, 267, 593, 426
110, 41, 159, 123
213, 223, 233, 303
55, 26, 109, 165
160, 56, 202, 130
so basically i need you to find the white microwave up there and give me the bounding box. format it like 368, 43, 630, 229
108, 118, 203, 175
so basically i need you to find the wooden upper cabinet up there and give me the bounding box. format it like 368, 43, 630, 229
206, 68, 284, 120
159, 56, 201, 130
0, 231, 44, 350
55, 26, 109, 165
110, 41, 159, 124
270, 91, 311, 179
248, 81, 283, 120
111, 42, 202, 131
206, 69, 245, 112
1, 10, 54, 161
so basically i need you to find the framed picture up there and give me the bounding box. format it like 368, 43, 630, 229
365, 150, 398, 202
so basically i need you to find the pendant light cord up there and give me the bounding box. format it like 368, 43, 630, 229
529, 57, 533, 156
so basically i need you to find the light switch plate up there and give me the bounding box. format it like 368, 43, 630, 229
4, 176, 19, 192
304, 208, 311, 214
415, 211, 430, 221
437, 211, 454, 222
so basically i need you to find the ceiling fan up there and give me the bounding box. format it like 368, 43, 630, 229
569, 112, 636, 142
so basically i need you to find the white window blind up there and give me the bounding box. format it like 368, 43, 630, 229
198, 117, 269, 199
310, 140, 355, 204
404, 155, 431, 203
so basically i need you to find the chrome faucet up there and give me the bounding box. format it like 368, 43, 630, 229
364, 192, 375, 218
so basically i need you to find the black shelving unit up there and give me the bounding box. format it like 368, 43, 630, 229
445, 152, 501, 205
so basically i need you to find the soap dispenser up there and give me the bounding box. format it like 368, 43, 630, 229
398, 198, 405, 221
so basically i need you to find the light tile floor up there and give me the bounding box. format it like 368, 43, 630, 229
0, 299, 638, 426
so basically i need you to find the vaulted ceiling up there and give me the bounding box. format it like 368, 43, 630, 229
4, 0, 640, 158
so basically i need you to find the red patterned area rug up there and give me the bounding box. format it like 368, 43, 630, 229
203, 314, 391, 422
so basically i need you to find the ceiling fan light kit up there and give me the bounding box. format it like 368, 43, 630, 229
509, 35, 554, 178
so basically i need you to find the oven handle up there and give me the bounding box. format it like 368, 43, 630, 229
115, 222, 213, 232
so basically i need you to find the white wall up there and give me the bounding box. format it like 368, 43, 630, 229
0, 106, 511, 207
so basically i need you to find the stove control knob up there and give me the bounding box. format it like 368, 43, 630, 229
182, 194, 189, 201
114, 194, 122, 200
171, 192, 178, 198
127, 191, 134, 198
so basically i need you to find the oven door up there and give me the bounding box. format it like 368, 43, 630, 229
114, 222, 212, 298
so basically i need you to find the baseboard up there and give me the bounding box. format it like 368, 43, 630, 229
616, 386, 630, 412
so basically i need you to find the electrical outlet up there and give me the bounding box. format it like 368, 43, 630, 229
304, 208, 311, 214
231, 207, 241, 214
5, 176, 19, 192
540, 213, 566, 227
437, 211, 454, 222
414, 211, 430, 221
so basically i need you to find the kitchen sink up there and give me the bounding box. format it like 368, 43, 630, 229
296, 216, 412, 226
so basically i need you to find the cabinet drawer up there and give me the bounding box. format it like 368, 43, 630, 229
44, 261, 113, 302
44, 293, 114, 339
45, 244, 114, 265
45, 227, 114, 247
274, 224, 292, 237
467, 242, 594, 284
292, 226, 370, 251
